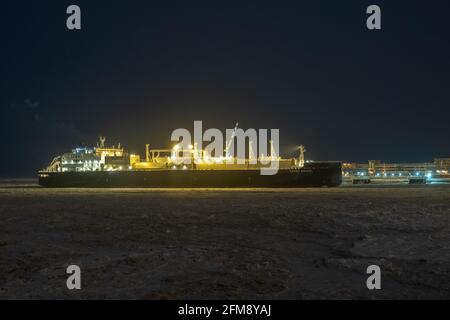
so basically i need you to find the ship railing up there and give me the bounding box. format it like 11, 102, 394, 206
44, 156, 62, 172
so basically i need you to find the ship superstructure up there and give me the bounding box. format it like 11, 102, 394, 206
46, 136, 308, 173
44, 137, 127, 173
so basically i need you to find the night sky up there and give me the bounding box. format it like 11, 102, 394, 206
1, 1, 449, 177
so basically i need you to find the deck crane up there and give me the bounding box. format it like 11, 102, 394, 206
224, 122, 239, 158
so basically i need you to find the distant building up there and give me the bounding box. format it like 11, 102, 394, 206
434, 158, 450, 174
342, 159, 449, 177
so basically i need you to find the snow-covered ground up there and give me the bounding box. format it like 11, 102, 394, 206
0, 184, 449, 299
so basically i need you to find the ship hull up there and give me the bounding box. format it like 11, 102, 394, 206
38, 163, 342, 188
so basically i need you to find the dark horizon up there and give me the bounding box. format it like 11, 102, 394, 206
1, 0, 449, 177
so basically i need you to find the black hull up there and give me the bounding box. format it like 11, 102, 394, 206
38, 163, 342, 188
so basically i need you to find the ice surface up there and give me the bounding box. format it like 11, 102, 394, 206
0, 183, 449, 299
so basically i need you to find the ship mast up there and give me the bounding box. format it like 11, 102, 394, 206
99, 136, 106, 148
298, 145, 306, 168
270, 140, 277, 160
146, 144, 150, 162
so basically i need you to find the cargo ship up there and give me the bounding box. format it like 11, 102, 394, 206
38, 136, 342, 188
